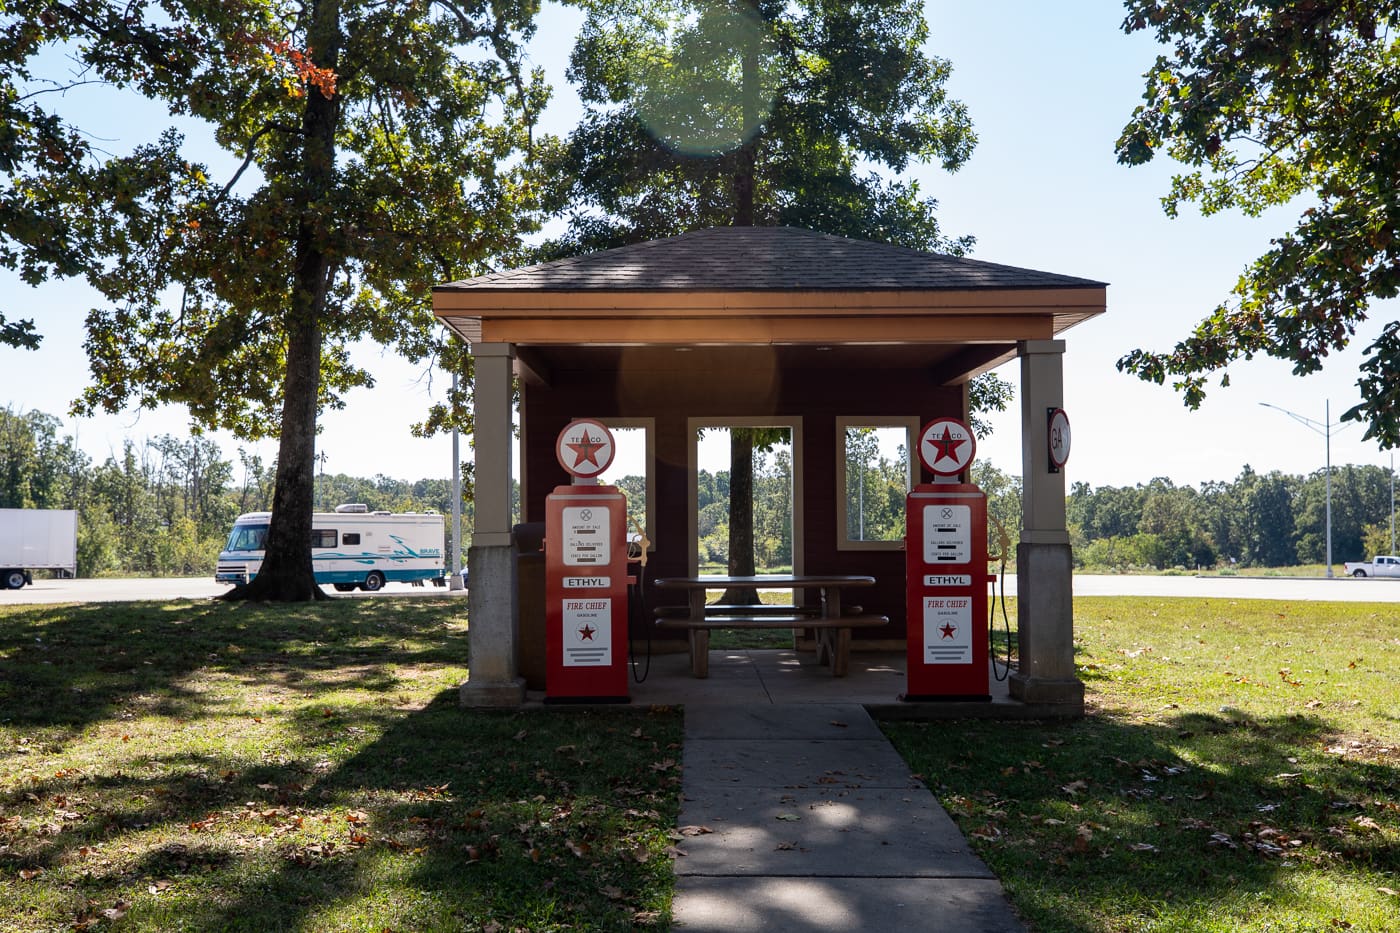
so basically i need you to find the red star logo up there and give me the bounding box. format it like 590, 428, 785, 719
927, 426, 967, 466
578, 624, 596, 641
566, 429, 607, 469
939, 622, 957, 639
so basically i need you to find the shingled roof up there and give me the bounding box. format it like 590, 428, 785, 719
435, 226, 1105, 294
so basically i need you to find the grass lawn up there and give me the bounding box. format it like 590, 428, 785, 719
884, 596, 1400, 932
0, 598, 682, 932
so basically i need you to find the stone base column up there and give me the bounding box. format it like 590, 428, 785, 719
1009, 541, 1084, 710
460, 542, 525, 708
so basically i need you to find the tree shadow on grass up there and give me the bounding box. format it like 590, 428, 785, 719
59, 695, 683, 932
883, 709, 1399, 932
0, 598, 468, 741
1, 598, 682, 932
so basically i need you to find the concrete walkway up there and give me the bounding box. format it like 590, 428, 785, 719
670, 703, 1025, 931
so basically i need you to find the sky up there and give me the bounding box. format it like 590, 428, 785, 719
1, 0, 1395, 490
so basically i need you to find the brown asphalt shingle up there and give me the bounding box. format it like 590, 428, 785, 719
434, 226, 1106, 293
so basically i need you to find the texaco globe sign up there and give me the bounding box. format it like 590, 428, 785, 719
555, 419, 616, 479
917, 417, 977, 477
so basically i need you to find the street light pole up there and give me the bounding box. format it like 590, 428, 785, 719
1259, 400, 1336, 578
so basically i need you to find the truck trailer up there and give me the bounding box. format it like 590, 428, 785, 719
215, 504, 446, 591
0, 508, 78, 589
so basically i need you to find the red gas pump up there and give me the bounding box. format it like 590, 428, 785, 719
904, 417, 993, 702
544, 420, 630, 704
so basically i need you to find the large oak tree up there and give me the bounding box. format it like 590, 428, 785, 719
1, 0, 546, 598
1116, 0, 1400, 449
546, 0, 991, 591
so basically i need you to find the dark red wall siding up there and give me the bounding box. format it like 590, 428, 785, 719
520, 348, 965, 638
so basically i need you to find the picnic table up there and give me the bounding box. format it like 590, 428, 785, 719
652, 574, 888, 678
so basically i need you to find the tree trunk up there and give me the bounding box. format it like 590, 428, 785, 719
227, 0, 340, 602
732, 0, 759, 227
721, 428, 760, 605
721, 8, 761, 605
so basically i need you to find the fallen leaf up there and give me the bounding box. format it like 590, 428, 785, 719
566, 839, 591, 858
1129, 842, 1158, 852
678, 825, 713, 836
100, 902, 131, 921
1062, 780, 1088, 797
775, 813, 801, 822
148, 879, 174, 894
829, 720, 848, 728
601, 885, 623, 900
1377, 887, 1398, 897
18, 868, 43, 880
775, 841, 798, 850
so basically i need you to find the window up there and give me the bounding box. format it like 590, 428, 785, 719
688, 417, 803, 576
226, 524, 268, 552
342, 533, 361, 546
311, 529, 338, 549
595, 419, 654, 552
836, 418, 919, 550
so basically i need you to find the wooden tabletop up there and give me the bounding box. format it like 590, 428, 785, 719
654, 574, 875, 589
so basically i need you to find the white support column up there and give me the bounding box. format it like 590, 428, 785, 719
1011, 339, 1083, 711
461, 341, 525, 707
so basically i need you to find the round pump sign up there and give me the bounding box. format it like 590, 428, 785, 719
917, 417, 977, 477
1048, 408, 1071, 470
555, 419, 616, 479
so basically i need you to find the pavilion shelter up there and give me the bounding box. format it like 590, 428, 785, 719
433, 227, 1106, 711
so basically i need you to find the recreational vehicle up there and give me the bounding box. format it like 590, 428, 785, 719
216, 504, 445, 591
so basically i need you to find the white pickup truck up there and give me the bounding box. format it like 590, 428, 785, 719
1343, 555, 1400, 578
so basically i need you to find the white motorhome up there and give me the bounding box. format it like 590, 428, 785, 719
0, 508, 78, 589
216, 504, 445, 591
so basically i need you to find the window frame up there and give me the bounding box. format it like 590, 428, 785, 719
834, 416, 920, 552
686, 416, 804, 577
596, 417, 656, 554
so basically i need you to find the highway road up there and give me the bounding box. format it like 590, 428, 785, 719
2, 573, 1397, 606
0, 577, 465, 605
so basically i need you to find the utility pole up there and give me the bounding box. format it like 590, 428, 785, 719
450, 366, 464, 591
1259, 400, 1338, 578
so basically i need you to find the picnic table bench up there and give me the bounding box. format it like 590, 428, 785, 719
652, 574, 888, 678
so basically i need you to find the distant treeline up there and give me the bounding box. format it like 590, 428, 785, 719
1069, 466, 1396, 570
1, 408, 468, 577
3, 407, 1394, 576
